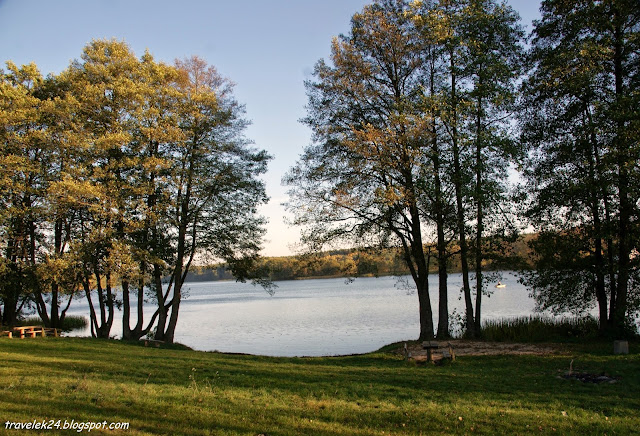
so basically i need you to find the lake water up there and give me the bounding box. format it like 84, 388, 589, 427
64, 272, 553, 356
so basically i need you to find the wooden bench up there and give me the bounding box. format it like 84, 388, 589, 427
1, 330, 13, 339
422, 341, 439, 362
143, 339, 164, 348
422, 341, 456, 362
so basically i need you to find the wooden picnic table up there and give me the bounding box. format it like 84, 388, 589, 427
7, 326, 59, 339
422, 341, 456, 362
422, 341, 440, 362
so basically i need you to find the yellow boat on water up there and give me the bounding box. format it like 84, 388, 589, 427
495, 282, 506, 288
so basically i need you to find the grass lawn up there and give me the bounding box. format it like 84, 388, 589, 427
0, 338, 638, 435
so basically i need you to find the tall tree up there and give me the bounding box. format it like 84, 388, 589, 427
0, 62, 45, 325
409, 0, 458, 339
432, 0, 478, 337
520, 0, 640, 334
62, 42, 271, 342
154, 56, 271, 343
459, 0, 525, 335
62, 39, 143, 338
410, 0, 524, 337
119, 51, 182, 341
32, 73, 87, 329
285, 0, 438, 340
1, 62, 92, 329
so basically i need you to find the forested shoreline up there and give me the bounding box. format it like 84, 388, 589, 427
188, 236, 532, 282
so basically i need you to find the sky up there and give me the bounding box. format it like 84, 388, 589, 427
0, 0, 542, 257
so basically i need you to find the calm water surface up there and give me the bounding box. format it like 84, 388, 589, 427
66, 272, 541, 356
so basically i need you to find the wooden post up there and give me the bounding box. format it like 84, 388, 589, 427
614, 340, 629, 355
422, 341, 439, 362
447, 342, 456, 362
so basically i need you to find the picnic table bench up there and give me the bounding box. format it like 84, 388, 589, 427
2, 326, 59, 339
422, 341, 456, 362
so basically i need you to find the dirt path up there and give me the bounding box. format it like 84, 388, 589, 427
398, 340, 567, 362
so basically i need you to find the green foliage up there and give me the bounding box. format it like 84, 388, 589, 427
286, 0, 526, 340
520, 0, 640, 334
256, 248, 411, 281
0, 40, 270, 341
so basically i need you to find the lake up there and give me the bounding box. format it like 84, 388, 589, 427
64, 272, 554, 356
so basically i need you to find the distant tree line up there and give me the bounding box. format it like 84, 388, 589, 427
0, 40, 270, 342
189, 248, 410, 282
191, 238, 533, 282
285, 0, 639, 338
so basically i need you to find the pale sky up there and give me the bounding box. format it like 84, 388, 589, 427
0, 0, 541, 256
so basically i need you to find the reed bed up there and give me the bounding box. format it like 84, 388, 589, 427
480, 315, 601, 342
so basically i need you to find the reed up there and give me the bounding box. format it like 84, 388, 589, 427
18, 315, 88, 332
480, 315, 600, 342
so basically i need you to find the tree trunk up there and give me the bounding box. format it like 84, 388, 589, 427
393, 198, 435, 341
85, 268, 114, 339
436, 243, 449, 339
434, 142, 449, 339
430, 57, 450, 340
612, 12, 630, 333
122, 279, 133, 340
474, 95, 483, 336
163, 219, 187, 343
416, 273, 434, 341
585, 113, 609, 331
449, 53, 475, 337
1, 292, 19, 326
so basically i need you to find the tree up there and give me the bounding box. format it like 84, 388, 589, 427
153, 56, 271, 343
60, 41, 271, 342
32, 73, 88, 330
408, 0, 459, 339
285, 0, 438, 340
0, 62, 45, 325
62, 39, 144, 338
409, 0, 524, 337
1, 61, 96, 329
119, 51, 183, 341
457, 0, 525, 335
520, 0, 640, 334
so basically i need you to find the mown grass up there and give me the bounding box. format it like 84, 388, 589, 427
0, 337, 638, 435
